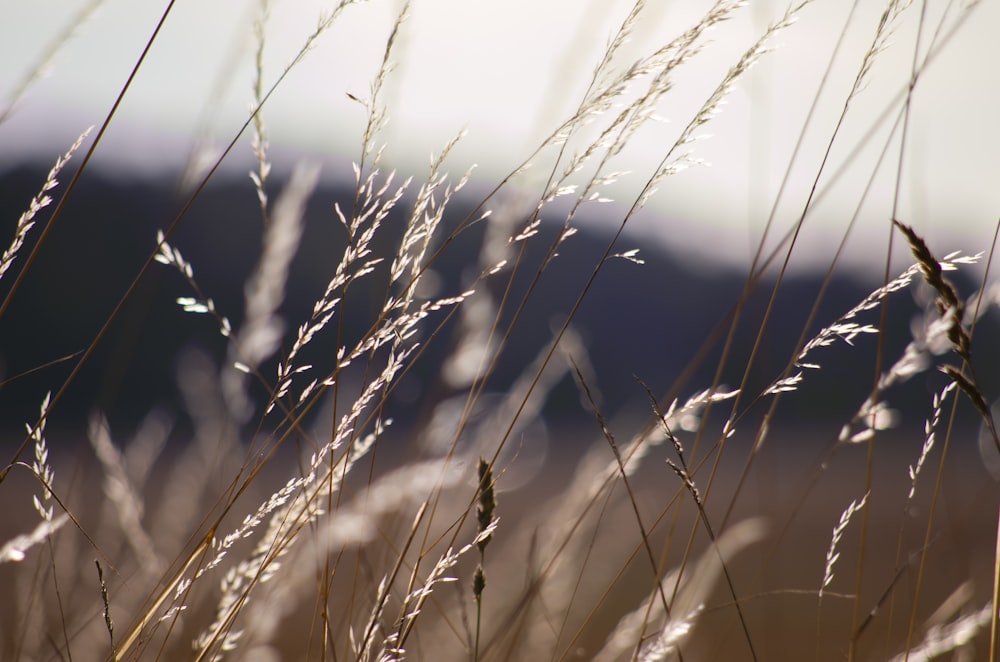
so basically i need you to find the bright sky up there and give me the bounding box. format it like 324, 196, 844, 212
3, 0, 999, 275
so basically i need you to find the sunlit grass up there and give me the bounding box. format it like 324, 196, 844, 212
2, 1, 999, 660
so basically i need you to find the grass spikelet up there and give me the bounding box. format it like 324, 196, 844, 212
894, 221, 998, 451
835, 251, 982, 444
154, 230, 233, 339
854, 0, 915, 100
473, 457, 497, 661
375, 519, 499, 662
29, 392, 54, 522
0, 128, 91, 284
249, 0, 273, 221
475, 459, 496, 554
96, 559, 115, 655
643, 1, 814, 206
907, 382, 956, 501
815, 492, 869, 661
894, 221, 967, 355
639, 380, 759, 661
820, 492, 869, 599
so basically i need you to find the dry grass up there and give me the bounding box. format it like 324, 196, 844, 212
2, 1, 1000, 660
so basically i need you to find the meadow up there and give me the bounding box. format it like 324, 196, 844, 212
2, 1, 1000, 660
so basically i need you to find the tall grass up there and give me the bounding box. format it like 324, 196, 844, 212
2, 1, 999, 660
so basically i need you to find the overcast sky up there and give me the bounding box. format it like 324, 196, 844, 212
3, 0, 999, 276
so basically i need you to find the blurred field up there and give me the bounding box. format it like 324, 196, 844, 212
3, 415, 997, 659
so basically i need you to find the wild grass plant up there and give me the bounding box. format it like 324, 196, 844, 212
2, 0, 1000, 660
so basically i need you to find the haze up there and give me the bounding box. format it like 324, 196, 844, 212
2, 0, 998, 275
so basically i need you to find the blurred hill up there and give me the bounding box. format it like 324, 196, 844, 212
0, 163, 994, 444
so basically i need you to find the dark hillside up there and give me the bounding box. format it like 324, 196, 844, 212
0, 164, 993, 442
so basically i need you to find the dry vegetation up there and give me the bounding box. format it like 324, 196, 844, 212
2, 1, 1000, 660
